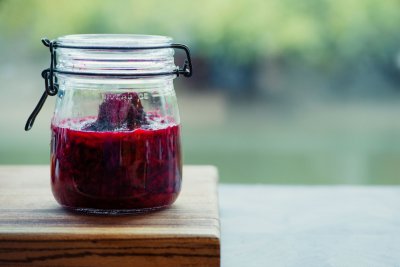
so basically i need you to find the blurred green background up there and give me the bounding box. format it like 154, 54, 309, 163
1, 0, 400, 184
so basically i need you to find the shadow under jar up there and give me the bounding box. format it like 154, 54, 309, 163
27, 34, 192, 214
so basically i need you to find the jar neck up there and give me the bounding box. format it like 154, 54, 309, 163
56, 35, 177, 76
56, 74, 176, 89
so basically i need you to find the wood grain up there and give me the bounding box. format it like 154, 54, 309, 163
0, 165, 220, 267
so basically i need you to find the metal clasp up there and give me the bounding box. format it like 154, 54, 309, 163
41, 39, 58, 96
171, 44, 193, 77
24, 38, 59, 131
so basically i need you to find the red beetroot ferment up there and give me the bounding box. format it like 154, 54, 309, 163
51, 92, 182, 212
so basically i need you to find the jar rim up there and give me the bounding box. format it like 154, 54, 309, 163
54, 34, 177, 77
56, 34, 173, 48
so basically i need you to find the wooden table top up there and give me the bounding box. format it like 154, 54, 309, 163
1, 165, 399, 267
0, 165, 220, 267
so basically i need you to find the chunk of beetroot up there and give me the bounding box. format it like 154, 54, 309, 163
84, 92, 147, 131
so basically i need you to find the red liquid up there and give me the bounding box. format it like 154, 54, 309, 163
51, 119, 182, 211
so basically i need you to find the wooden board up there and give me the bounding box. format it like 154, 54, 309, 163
0, 165, 220, 267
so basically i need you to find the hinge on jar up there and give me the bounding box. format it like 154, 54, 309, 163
25, 38, 193, 131
24, 39, 58, 131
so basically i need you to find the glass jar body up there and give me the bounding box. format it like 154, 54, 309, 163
50, 75, 182, 213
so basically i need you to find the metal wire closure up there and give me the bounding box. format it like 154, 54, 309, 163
25, 38, 193, 131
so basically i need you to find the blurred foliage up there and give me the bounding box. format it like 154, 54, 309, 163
1, 0, 400, 66
1, 0, 400, 184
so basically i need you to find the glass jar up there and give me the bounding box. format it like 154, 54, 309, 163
25, 34, 192, 214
